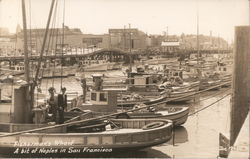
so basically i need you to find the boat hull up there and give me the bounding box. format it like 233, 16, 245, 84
0, 119, 172, 157
127, 107, 189, 126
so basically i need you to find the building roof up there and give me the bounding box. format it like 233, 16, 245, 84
17, 26, 82, 37
161, 41, 180, 47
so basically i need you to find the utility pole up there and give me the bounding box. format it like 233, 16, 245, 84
166, 26, 168, 41
124, 25, 126, 51
129, 23, 132, 73
217, 34, 220, 54
210, 30, 213, 49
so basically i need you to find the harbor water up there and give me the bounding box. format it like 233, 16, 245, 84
38, 74, 249, 158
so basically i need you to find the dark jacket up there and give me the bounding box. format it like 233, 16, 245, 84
58, 94, 67, 109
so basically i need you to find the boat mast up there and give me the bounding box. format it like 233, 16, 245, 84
28, 0, 55, 110
21, 0, 30, 83
196, 3, 200, 58
33, 0, 56, 87
60, 0, 66, 89
196, 1, 202, 79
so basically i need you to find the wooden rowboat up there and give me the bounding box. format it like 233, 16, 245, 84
119, 106, 189, 126
67, 106, 189, 127
0, 119, 173, 157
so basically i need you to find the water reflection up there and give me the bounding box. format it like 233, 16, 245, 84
168, 126, 188, 145
105, 149, 171, 158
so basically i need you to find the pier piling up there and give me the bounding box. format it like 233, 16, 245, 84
230, 26, 250, 146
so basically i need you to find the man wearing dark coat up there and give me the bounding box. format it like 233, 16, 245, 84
57, 87, 67, 124
47, 87, 58, 123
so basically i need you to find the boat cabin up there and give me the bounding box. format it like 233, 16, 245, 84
78, 74, 117, 113
127, 71, 155, 92
216, 62, 232, 75
10, 65, 25, 72
164, 68, 183, 79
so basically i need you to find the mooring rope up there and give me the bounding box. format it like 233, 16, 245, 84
188, 92, 231, 116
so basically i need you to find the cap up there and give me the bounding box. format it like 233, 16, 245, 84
61, 87, 66, 91
48, 87, 55, 92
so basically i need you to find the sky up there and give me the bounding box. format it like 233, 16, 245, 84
0, 0, 249, 42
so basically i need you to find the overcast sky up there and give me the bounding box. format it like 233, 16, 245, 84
0, 0, 248, 42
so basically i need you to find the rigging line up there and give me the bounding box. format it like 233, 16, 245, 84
188, 92, 231, 117
48, 0, 60, 88
51, 0, 60, 88
33, 28, 47, 95
60, 0, 66, 90
52, 28, 60, 88
43, 0, 58, 86
39, 0, 58, 88
32, 0, 56, 92
28, 0, 33, 78
195, 87, 231, 103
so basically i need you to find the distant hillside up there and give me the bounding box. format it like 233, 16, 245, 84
180, 34, 229, 50
148, 33, 229, 50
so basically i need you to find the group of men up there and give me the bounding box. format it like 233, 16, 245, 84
47, 87, 67, 124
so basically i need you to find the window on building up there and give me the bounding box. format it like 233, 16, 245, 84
223, 68, 227, 71
174, 72, 179, 76
100, 92, 107, 102
91, 92, 96, 101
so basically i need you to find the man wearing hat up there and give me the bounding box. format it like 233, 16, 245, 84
58, 87, 67, 124
47, 87, 58, 123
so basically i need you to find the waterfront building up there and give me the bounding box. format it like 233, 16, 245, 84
82, 34, 110, 48
108, 28, 147, 51
0, 28, 17, 56
15, 26, 84, 55
161, 40, 180, 53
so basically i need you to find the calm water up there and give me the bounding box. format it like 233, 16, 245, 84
37, 73, 247, 158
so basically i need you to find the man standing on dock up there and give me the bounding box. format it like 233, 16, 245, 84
58, 87, 67, 124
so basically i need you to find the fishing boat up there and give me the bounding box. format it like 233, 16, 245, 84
9, 63, 25, 76
117, 87, 196, 107
0, 1, 173, 157
71, 74, 189, 127
119, 106, 189, 126
78, 60, 122, 72
0, 62, 25, 77
0, 77, 173, 158
0, 108, 172, 157
41, 66, 76, 78
160, 88, 197, 103
115, 70, 197, 107
199, 74, 222, 90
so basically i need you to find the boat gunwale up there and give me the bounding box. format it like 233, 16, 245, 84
0, 119, 173, 136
